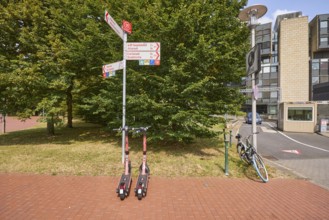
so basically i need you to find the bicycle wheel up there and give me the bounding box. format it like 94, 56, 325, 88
237, 143, 250, 164
252, 152, 269, 183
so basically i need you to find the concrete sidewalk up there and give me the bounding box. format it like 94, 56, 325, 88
1, 174, 329, 219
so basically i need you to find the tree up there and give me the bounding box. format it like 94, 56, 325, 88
1, 0, 249, 141
77, 0, 249, 142
1, 0, 113, 134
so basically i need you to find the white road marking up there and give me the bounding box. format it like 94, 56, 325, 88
265, 122, 329, 153
260, 126, 277, 133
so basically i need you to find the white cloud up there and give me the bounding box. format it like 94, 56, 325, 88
258, 16, 272, 24
258, 9, 297, 25
272, 9, 297, 18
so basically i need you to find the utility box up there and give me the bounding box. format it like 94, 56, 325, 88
320, 119, 328, 132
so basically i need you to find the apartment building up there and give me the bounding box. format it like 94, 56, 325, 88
244, 12, 329, 132
309, 14, 329, 100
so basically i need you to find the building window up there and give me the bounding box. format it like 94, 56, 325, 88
272, 42, 278, 52
312, 76, 319, 85
263, 66, 270, 73
320, 59, 329, 83
320, 20, 328, 28
269, 106, 277, 114
263, 73, 270, 79
320, 75, 329, 83
312, 60, 319, 76
262, 56, 270, 64
271, 55, 278, 63
270, 72, 278, 79
270, 91, 277, 98
320, 37, 328, 46
288, 107, 313, 121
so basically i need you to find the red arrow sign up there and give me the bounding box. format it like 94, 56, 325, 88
126, 42, 160, 52
125, 51, 160, 60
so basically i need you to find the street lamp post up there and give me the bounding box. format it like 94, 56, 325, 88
239, 5, 267, 150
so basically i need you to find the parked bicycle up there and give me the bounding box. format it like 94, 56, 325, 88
235, 133, 269, 183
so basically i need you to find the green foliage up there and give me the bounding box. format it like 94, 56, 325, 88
1, 0, 249, 141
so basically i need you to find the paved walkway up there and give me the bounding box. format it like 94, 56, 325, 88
0, 116, 40, 133
1, 174, 329, 219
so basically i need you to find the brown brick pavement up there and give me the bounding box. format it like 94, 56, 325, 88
1, 174, 329, 219
0, 116, 39, 133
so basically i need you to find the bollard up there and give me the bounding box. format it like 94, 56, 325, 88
224, 140, 229, 176
223, 128, 226, 142
229, 130, 232, 148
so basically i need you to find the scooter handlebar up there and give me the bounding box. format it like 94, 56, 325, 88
113, 126, 150, 132
132, 126, 150, 133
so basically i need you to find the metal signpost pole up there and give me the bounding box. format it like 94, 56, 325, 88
251, 25, 257, 150
239, 5, 267, 151
122, 33, 127, 163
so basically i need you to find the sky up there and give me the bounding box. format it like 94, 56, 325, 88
246, 0, 329, 24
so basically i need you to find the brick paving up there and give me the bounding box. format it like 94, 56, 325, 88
0, 116, 39, 133
1, 174, 329, 219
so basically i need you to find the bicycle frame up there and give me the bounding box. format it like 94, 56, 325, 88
236, 133, 269, 183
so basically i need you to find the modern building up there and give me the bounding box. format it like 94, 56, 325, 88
309, 14, 329, 101
243, 12, 329, 132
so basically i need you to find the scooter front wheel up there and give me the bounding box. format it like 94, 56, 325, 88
137, 193, 142, 200
120, 193, 125, 200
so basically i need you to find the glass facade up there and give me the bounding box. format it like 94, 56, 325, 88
287, 107, 313, 121
244, 22, 280, 116
311, 59, 329, 85
310, 14, 329, 101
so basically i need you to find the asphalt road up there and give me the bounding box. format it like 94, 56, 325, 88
238, 121, 329, 190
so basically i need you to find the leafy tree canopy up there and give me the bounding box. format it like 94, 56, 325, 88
1, 0, 249, 141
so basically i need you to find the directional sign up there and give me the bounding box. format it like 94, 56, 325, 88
103, 60, 124, 73
125, 51, 160, 60
126, 42, 160, 52
104, 10, 124, 40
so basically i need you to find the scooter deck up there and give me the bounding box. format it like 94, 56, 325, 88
116, 173, 132, 195
134, 174, 149, 195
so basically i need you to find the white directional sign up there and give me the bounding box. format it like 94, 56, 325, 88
104, 10, 124, 40
126, 42, 160, 52
125, 51, 160, 60
103, 60, 124, 73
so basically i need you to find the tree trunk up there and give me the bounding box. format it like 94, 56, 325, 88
66, 79, 73, 128
47, 115, 55, 135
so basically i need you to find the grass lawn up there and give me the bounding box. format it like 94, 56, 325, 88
0, 121, 291, 180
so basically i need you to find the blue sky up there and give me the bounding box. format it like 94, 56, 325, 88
246, 0, 328, 24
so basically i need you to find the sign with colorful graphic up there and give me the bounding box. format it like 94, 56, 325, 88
102, 61, 123, 78
139, 60, 161, 66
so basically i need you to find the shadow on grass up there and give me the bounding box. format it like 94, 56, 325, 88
0, 123, 117, 146
0, 122, 224, 159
